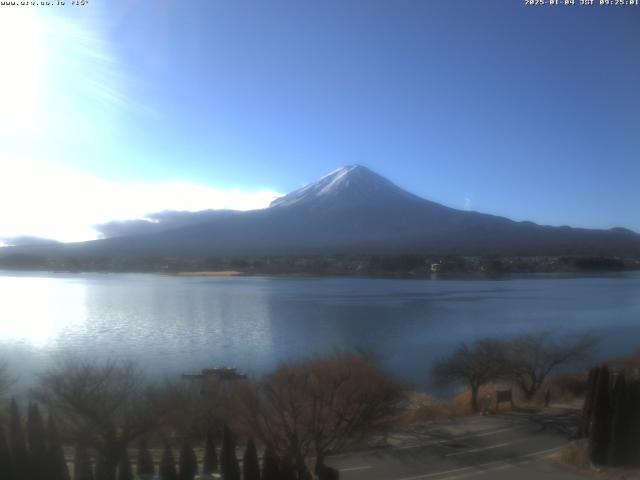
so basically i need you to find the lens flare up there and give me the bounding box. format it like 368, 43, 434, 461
0, 9, 46, 132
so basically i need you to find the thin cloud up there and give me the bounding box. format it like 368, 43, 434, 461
0, 160, 282, 243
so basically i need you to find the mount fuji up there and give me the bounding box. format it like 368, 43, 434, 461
3, 165, 640, 263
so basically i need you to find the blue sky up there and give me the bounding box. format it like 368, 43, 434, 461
0, 0, 638, 241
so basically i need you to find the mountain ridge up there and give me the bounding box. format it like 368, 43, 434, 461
1, 165, 639, 266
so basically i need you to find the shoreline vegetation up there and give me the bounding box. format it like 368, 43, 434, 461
0, 252, 639, 276
1, 340, 639, 479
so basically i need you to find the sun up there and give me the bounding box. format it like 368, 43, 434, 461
0, 8, 47, 132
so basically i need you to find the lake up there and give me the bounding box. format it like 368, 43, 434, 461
1, 271, 639, 392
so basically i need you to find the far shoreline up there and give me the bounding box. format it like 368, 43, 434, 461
165, 270, 640, 282
175, 270, 244, 277
1, 258, 640, 281
1, 268, 640, 282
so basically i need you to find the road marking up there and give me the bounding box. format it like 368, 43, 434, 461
392, 426, 530, 451
435, 459, 534, 480
339, 465, 373, 472
443, 442, 509, 457
443, 436, 530, 457
391, 447, 559, 480
330, 424, 534, 460
433, 453, 557, 480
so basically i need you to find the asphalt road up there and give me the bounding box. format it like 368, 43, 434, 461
326, 408, 589, 480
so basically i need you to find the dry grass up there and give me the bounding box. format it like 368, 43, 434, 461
397, 378, 588, 427
397, 384, 523, 425
548, 373, 589, 406
555, 442, 591, 470
554, 442, 640, 480
396, 393, 459, 424
608, 350, 640, 370
600, 469, 640, 480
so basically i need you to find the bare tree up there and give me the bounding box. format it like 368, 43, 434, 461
34, 359, 171, 480
0, 362, 12, 400
238, 351, 404, 476
503, 331, 598, 400
0, 362, 12, 427
152, 377, 228, 441
432, 339, 507, 413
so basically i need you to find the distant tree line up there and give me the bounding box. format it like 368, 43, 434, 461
1, 252, 637, 275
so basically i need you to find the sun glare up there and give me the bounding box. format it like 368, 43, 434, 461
0, 159, 282, 242
0, 9, 47, 132
0, 275, 87, 347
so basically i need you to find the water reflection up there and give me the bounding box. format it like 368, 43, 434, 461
0, 271, 638, 390
0, 275, 87, 347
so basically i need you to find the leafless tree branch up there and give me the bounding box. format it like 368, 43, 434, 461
237, 351, 405, 475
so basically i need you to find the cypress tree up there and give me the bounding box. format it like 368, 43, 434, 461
0, 427, 13, 480
137, 437, 155, 479
220, 425, 240, 480
27, 403, 48, 480
178, 438, 198, 480
316, 464, 339, 480
159, 444, 178, 480
95, 453, 109, 480
117, 450, 134, 480
202, 429, 218, 475
9, 399, 29, 480
279, 456, 296, 480
589, 364, 612, 465
73, 445, 94, 480
609, 374, 640, 467
261, 446, 279, 480
608, 373, 627, 466
299, 465, 314, 480
628, 380, 640, 467
580, 367, 599, 437
243, 439, 260, 480
47, 414, 70, 480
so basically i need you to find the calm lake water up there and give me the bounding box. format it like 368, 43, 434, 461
1, 271, 639, 392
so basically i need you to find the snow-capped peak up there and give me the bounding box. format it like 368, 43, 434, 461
269, 165, 408, 208
314, 165, 363, 195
